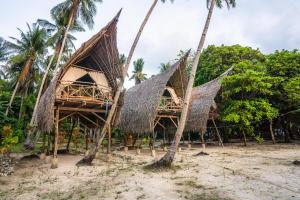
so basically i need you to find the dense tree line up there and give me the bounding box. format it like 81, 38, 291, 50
195, 45, 300, 144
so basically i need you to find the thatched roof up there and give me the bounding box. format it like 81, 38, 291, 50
118, 54, 189, 134
36, 11, 121, 133
185, 68, 233, 133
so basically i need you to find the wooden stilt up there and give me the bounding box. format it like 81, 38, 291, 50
107, 124, 111, 154
151, 131, 156, 157
212, 118, 224, 148
66, 118, 75, 152
85, 127, 88, 150
163, 128, 166, 147
51, 108, 59, 169
201, 130, 206, 149
47, 132, 50, 155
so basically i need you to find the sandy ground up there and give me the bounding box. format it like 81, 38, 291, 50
0, 143, 299, 200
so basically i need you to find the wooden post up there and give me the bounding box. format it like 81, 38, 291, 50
51, 108, 59, 169
163, 128, 166, 147
201, 130, 205, 149
212, 118, 224, 148
95, 124, 99, 146
47, 132, 50, 155
85, 127, 88, 150
151, 131, 155, 157
107, 124, 111, 154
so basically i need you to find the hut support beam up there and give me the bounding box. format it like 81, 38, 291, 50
59, 112, 77, 122
92, 112, 106, 123
85, 126, 88, 150
212, 118, 223, 148
170, 117, 178, 128
51, 108, 60, 169
200, 130, 205, 149
77, 113, 98, 127
107, 124, 111, 154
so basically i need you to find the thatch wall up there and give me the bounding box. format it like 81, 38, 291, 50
36, 11, 121, 133
185, 68, 232, 133
118, 54, 189, 134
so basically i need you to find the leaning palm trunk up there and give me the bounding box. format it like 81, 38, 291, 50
5, 81, 19, 116
52, 2, 78, 75
77, 0, 159, 165
5, 57, 34, 116
152, 0, 216, 167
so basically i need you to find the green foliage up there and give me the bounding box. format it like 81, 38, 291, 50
221, 61, 279, 134
195, 45, 265, 86
284, 76, 300, 105
254, 135, 264, 144
266, 50, 300, 112
266, 50, 300, 79
51, 0, 103, 30
0, 125, 19, 154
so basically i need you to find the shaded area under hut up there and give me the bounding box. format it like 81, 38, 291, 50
36, 11, 122, 168
117, 54, 189, 148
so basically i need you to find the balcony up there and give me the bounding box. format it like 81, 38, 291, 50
56, 81, 113, 104
158, 97, 183, 112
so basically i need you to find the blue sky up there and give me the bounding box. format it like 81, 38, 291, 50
1, 0, 299, 88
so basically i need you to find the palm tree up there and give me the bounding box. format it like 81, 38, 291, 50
26, 0, 100, 146
50, 0, 102, 74
27, 14, 84, 134
159, 62, 171, 73
5, 23, 48, 116
77, 0, 174, 165
130, 58, 147, 85
154, 0, 236, 167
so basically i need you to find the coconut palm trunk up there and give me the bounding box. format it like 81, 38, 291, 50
77, 0, 159, 165
153, 0, 216, 167
52, 0, 80, 74
5, 56, 35, 116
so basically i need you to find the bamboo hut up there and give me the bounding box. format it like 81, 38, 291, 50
185, 68, 232, 146
118, 54, 189, 142
36, 11, 122, 167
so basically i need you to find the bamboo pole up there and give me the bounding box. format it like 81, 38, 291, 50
212, 118, 224, 148
51, 108, 60, 169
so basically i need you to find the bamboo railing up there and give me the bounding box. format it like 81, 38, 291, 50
158, 97, 183, 112
56, 81, 112, 102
